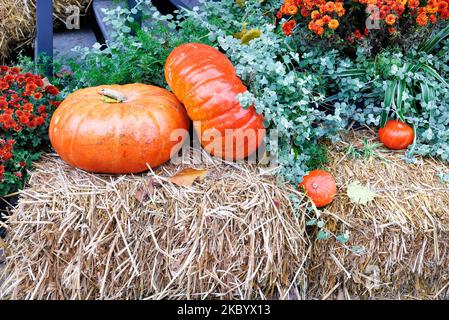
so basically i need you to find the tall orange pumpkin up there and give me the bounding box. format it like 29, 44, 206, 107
49, 84, 190, 173
165, 43, 265, 160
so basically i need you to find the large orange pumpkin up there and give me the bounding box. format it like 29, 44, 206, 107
49, 84, 190, 173
164, 43, 265, 160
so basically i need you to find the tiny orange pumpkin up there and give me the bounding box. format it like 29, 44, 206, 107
299, 169, 337, 208
378, 119, 414, 150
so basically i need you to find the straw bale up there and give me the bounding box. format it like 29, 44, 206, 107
307, 129, 449, 300
0, 149, 309, 299
1, 129, 448, 299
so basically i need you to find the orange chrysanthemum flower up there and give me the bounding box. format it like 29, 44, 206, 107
315, 19, 325, 26
416, 13, 429, 25
336, 7, 346, 16
385, 14, 397, 25
33, 92, 43, 100
408, 0, 419, 9
308, 21, 316, 31
441, 9, 449, 19
322, 14, 332, 24
354, 29, 363, 40
286, 4, 299, 15
429, 14, 437, 23
300, 7, 310, 17
282, 19, 297, 36
278, 0, 446, 38
324, 1, 336, 12
311, 10, 321, 19
328, 19, 340, 29
388, 27, 397, 33
316, 26, 325, 35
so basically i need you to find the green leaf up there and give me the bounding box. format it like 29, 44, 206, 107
420, 82, 430, 104
395, 79, 406, 111
350, 246, 366, 254
419, 24, 449, 54
403, 62, 419, 73
419, 64, 449, 87
408, 123, 418, 156
380, 109, 389, 128
306, 219, 317, 226
395, 79, 407, 121
438, 173, 449, 184
336, 68, 367, 77
322, 93, 340, 102
336, 231, 350, 244
384, 80, 397, 110
381, 80, 397, 127
347, 181, 377, 205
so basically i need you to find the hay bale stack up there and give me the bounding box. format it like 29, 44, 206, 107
307, 130, 449, 299
1, 129, 448, 299
0, 150, 309, 299
0, 1, 92, 62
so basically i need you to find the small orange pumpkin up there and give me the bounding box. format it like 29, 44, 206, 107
299, 169, 337, 208
49, 84, 190, 173
378, 119, 414, 150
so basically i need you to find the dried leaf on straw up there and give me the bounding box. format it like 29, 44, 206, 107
347, 181, 377, 205
135, 178, 154, 203
169, 168, 207, 186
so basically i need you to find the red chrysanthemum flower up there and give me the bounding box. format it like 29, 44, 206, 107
282, 19, 297, 36
45, 85, 60, 96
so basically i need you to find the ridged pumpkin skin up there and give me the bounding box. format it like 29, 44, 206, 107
378, 120, 414, 150
299, 169, 337, 208
165, 43, 265, 160
49, 84, 190, 173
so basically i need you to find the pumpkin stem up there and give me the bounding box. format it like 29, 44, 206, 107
312, 182, 319, 189
99, 88, 126, 103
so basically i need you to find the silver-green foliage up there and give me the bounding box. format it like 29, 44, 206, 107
190, 0, 348, 183
331, 44, 449, 162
